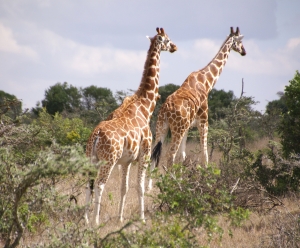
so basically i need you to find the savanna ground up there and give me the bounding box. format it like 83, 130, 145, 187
7, 138, 299, 248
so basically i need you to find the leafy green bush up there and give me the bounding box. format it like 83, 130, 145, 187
0, 142, 93, 247
278, 70, 300, 157
247, 141, 300, 195
33, 108, 92, 146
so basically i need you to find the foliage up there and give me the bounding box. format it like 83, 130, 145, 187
81, 85, 116, 111
208, 94, 258, 163
33, 108, 91, 146
0, 101, 95, 247
91, 163, 249, 248
0, 141, 93, 247
96, 217, 199, 248
0, 91, 22, 120
42, 82, 82, 115
278, 70, 300, 158
154, 163, 249, 243
2, 73, 300, 247
208, 88, 235, 123
246, 141, 300, 195
266, 91, 287, 115
80, 85, 119, 125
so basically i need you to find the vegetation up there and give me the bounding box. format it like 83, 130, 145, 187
278, 70, 300, 158
1, 72, 300, 247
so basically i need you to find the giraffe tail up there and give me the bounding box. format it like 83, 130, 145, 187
151, 141, 162, 167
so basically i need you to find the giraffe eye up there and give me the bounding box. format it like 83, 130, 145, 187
157, 36, 163, 41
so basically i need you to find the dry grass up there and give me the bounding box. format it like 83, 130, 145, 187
86, 138, 299, 247
17, 138, 300, 247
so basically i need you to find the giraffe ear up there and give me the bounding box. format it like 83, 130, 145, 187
146, 36, 151, 42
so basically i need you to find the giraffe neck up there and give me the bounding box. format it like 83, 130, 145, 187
201, 36, 234, 92
135, 40, 161, 118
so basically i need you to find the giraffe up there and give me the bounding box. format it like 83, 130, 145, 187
84, 27, 177, 226
106, 94, 139, 121
148, 27, 246, 190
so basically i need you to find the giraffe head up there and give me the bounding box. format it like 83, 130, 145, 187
229, 27, 246, 56
147, 27, 177, 53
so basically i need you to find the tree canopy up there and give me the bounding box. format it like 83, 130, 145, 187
42, 82, 81, 115
278, 70, 300, 157
208, 88, 235, 122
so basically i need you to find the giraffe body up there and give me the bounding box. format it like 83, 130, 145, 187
85, 28, 177, 226
149, 27, 246, 190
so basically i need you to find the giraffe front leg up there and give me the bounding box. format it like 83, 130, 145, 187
138, 143, 151, 222
119, 163, 131, 222
92, 164, 114, 226
137, 162, 147, 222
84, 181, 92, 225
92, 182, 105, 226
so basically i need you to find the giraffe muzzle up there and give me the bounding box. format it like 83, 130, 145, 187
170, 45, 178, 53
241, 47, 246, 56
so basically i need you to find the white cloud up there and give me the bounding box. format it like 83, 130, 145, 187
0, 22, 38, 60
180, 39, 220, 62
67, 46, 145, 75
37, 30, 146, 76
177, 37, 300, 78
287, 37, 300, 50
228, 38, 300, 76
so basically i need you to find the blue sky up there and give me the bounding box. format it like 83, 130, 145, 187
0, 0, 299, 112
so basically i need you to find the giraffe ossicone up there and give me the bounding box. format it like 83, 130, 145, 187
84, 27, 177, 226
148, 27, 246, 191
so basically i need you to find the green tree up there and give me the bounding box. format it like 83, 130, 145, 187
278, 70, 300, 157
266, 91, 287, 115
257, 92, 287, 140
42, 82, 81, 115
0, 90, 22, 119
33, 108, 91, 146
207, 94, 257, 165
208, 89, 235, 122
80, 85, 119, 125
81, 85, 117, 111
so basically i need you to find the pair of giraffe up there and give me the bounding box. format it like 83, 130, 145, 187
85, 27, 246, 226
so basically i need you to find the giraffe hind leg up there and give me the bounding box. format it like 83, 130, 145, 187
92, 162, 115, 226
198, 122, 209, 166
178, 130, 188, 162
119, 162, 131, 222
147, 141, 162, 192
